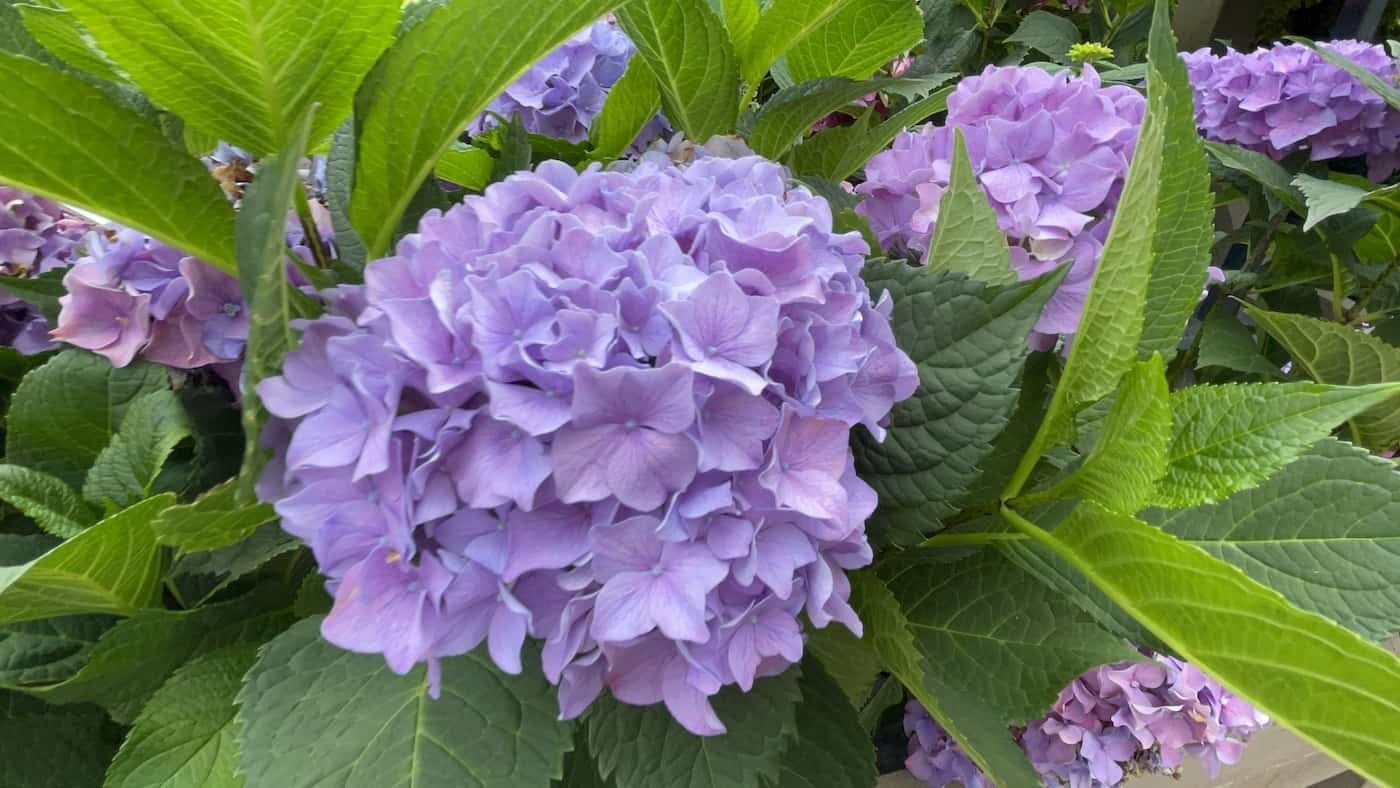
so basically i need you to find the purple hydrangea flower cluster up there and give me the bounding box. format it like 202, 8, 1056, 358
52, 230, 248, 370
1184, 41, 1400, 180
470, 19, 664, 145
855, 65, 1145, 344
905, 653, 1270, 788
257, 154, 916, 735
0, 186, 93, 354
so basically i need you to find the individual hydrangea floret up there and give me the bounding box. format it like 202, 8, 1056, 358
855, 65, 1145, 343
1184, 40, 1400, 180
470, 18, 666, 146
1, 186, 94, 354
257, 154, 916, 735
904, 653, 1270, 788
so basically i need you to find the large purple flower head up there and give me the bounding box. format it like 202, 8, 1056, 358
0, 186, 93, 354
51, 230, 247, 370
258, 154, 916, 735
855, 65, 1145, 343
1184, 41, 1400, 180
470, 19, 665, 145
904, 653, 1270, 787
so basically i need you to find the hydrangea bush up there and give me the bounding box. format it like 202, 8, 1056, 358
2, 1, 1400, 787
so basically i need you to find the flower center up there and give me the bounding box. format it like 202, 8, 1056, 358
624, 419, 638, 430
221, 302, 240, 317
650, 564, 665, 576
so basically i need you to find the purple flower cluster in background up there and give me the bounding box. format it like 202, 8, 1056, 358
470, 18, 665, 146
258, 154, 915, 734
905, 653, 1270, 788
1184, 40, 1400, 180
0, 187, 93, 354
855, 65, 1145, 344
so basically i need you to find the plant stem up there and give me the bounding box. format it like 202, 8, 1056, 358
1330, 252, 1348, 322
919, 531, 1028, 548
295, 182, 332, 270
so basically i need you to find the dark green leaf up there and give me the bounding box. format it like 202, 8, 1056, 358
152, 480, 278, 554
0, 464, 95, 539
0, 614, 112, 688
772, 659, 876, 788
0, 691, 119, 788
0, 268, 66, 323
1004, 11, 1080, 61
1197, 309, 1285, 378
82, 389, 191, 508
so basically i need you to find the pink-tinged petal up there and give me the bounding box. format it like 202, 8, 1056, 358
552, 424, 621, 504
322, 553, 433, 674
605, 429, 698, 512
662, 657, 726, 736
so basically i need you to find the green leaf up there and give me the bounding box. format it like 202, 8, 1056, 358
325, 117, 368, 272
771, 659, 876, 788
1040, 355, 1170, 513
883, 548, 1136, 724
106, 645, 255, 788
0, 494, 173, 626
62, 0, 398, 154
435, 145, 494, 191
1292, 175, 1400, 232
30, 587, 292, 723
787, 86, 952, 181
1291, 36, 1400, 111
851, 264, 1065, 545
554, 728, 612, 788
15, 4, 120, 82
5, 351, 168, 491
1008, 502, 1400, 787
169, 524, 299, 608
1246, 307, 1400, 451
0, 268, 66, 324
0, 691, 120, 788
751, 77, 906, 159
849, 571, 1040, 788
741, 0, 864, 85
349, 0, 623, 259
237, 617, 572, 788
783, 0, 922, 82
1146, 438, 1400, 641
1152, 381, 1400, 508
0, 53, 238, 274
0, 464, 95, 539
1004, 11, 1080, 60
1197, 308, 1285, 378
719, 0, 760, 54
804, 618, 881, 709
83, 389, 191, 508
0, 615, 113, 688
235, 110, 315, 503
588, 59, 662, 160
923, 128, 1014, 285
151, 481, 277, 554
1203, 141, 1304, 215
588, 669, 801, 788
618, 0, 739, 143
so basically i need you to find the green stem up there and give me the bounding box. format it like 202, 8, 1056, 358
294, 182, 331, 270
1001, 392, 1063, 502
1330, 252, 1347, 322
1000, 505, 1057, 549
919, 531, 1028, 548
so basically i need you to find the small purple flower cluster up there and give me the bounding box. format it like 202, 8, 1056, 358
470, 19, 663, 145
257, 154, 916, 734
1184, 40, 1400, 180
0, 187, 92, 354
52, 230, 248, 370
855, 65, 1145, 344
905, 653, 1270, 788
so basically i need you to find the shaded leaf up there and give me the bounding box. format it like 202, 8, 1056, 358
152, 481, 277, 554
82, 389, 191, 508
0, 464, 95, 539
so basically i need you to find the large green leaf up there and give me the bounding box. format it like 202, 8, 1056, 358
83, 389, 191, 508
1152, 381, 1400, 508
1196, 308, 1285, 378
787, 87, 951, 182
588, 60, 661, 160
848, 571, 1040, 788
106, 645, 255, 788
0, 494, 173, 626
719, 0, 760, 54
235, 110, 314, 503
1006, 502, 1400, 786
0, 53, 237, 274
883, 548, 1136, 724
0, 691, 120, 788
1247, 306, 1400, 451
1146, 439, 1400, 640
803, 617, 881, 709
783, 0, 922, 83
741, 0, 861, 85
852, 264, 1064, 546
152, 480, 278, 554
588, 670, 801, 788
750, 77, 909, 159
1004, 11, 1080, 60
15, 4, 121, 82
618, 0, 738, 142
349, 0, 622, 258
62, 0, 398, 154
1039, 355, 1170, 513
30, 587, 292, 723
237, 617, 572, 788
0, 615, 113, 688
0, 464, 95, 539
5, 351, 168, 491
923, 128, 1014, 285
1203, 141, 1304, 215
771, 659, 876, 788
